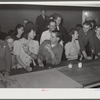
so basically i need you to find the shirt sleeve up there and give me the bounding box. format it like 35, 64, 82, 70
38, 40, 47, 61
5, 42, 12, 72
34, 41, 39, 55
40, 32, 46, 44
65, 42, 71, 58
52, 45, 63, 65
13, 41, 20, 56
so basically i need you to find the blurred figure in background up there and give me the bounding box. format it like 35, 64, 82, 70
36, 8, 49, 42
23, 19, 29, 27
14, 24, 24, 40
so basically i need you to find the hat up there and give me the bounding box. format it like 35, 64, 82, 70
24, 21, 38, 33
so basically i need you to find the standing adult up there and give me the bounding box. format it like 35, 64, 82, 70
36, 8, 49, 42
78, 21, 96, 59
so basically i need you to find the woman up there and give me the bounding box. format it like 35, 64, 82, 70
14, 24, 24, 40
13, 21, 39, 72
65, 28, 80, 60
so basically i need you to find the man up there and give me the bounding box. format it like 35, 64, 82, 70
78, 21, 96, 59
40, 20, 56, 44
36, 9, 49, 42
38, 30, 63, 67
0, 39, 11, 77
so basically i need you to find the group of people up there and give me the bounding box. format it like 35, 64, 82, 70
0, 9, 100, 78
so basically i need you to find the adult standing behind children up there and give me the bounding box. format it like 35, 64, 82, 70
78, 21, 95, 59
36, 8, 49, 42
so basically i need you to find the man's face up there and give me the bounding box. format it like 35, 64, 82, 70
50, 32, 59, 44
49, 22, 56, 32
83, 24, 91, 33
41, 10, 46, 16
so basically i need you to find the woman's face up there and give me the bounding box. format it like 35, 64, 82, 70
28, 29, 36, 40
72, 31, 79, 40
18, 27, 24, 35
55, 17, 61, 26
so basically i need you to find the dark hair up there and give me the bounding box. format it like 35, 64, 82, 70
76, 24, 82, 28
5, 35, 14, 41
53, 13, 63, 24
69, 28, 78, 36
48, 19, 56, 25
15, 24, 24, 36
24, 21, 37, 40
52, 30, 62, 42
7, 30, 15, 37
83, 20, 92, 28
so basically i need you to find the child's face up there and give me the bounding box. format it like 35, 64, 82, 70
7, 38, 14, 50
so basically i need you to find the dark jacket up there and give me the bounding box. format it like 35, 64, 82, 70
78, 29, 95, 52
59, 25, 71, 45
0, 40, 11, 72
36, 15, 49, 35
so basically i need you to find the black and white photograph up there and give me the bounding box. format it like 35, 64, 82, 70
0, 0, 100, 99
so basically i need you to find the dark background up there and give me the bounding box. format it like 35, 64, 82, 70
0, 5, 100, 33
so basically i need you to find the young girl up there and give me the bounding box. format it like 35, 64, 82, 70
65, 28, 80, 60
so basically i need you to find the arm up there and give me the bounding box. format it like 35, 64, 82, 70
45, 44, 63, 65
22, 44, 38, 59
5, 42, 12, 72
16, 55, 27, 68
51, 45, 63, 65
38, 41, 47, 67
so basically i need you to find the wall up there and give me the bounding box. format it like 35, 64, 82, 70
0, 5, 82, 33
82, 8, 100, 24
